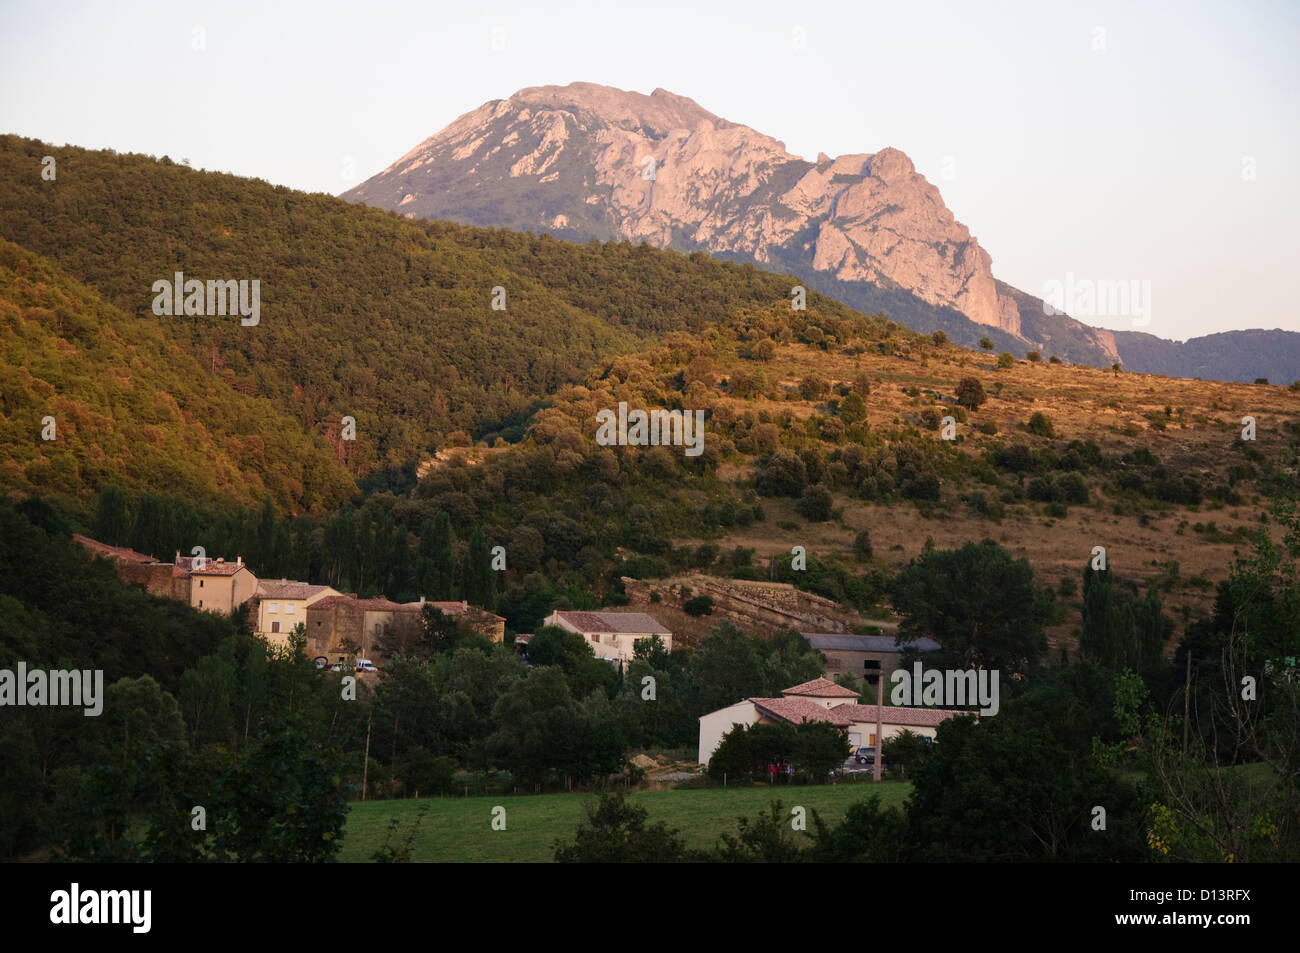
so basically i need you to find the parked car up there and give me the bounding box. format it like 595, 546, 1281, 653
354, 659, 378, 673
328, 663, 343, 673
854, 746, 884, 766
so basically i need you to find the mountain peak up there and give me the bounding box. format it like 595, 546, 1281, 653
342, 84, 1115, 362
509, 82, 727, 137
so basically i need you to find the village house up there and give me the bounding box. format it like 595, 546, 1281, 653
73, 536, 259, 615
802, 632, 942, 686
254, 581, 342, 648
543, 610, 672, 669
305, 595, 422, 663
424, 599, 507, 642
173, 554, 258, 615
697, 677, 968, 765
303, 595, 505, 663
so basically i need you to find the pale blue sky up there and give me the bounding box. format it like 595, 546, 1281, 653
2, 0, 1296, 339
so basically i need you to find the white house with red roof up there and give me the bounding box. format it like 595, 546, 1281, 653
543, 610, 672, 668
698, 677, 970, 765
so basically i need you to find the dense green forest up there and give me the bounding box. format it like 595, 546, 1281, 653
3, 491, 1295, 862
0, 134, 865, 502
0, 239, 356, 511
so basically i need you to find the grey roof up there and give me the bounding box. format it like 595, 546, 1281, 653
803, 633, 941, 653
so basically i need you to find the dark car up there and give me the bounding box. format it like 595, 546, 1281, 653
854, 746, 884, 765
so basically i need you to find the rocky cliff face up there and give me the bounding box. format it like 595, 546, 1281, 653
345, 83, 1026, 336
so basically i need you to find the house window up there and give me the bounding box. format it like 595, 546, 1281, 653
285, 603, 296, 614
272, 621, 280, 634
199, 580, 204, 588
198, 600, 204, 607
268, 602, 279, 613
605, 634, 618, 644
590, 634, 599, 643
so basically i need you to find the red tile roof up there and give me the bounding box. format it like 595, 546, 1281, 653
553, 611, 669, 634
308, 595, 413, 612
173, 555, 248, 577
72, 534, 156, 564
750, 696, 840, 725
782, 677, 861, 699
826, 704, 969, 728
751, 697, 970, 729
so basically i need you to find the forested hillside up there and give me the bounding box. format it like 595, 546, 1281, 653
0, 239, 355, 511
0, 134, 863, 500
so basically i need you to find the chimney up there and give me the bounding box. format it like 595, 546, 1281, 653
237, 556, 242, 566
216, 557, 224, 564
420, 596, 426, 605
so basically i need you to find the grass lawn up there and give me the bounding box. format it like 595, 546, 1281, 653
339, 779, 913, 862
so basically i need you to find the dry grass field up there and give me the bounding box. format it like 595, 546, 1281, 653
636, 332, 1299, 656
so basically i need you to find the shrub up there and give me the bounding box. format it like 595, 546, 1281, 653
799, 373, 830, 400
993, 442, 1035, 473
1049, 355, 1062, 364
838, 392, 867, 425
796, 484, 834, 522
979, 337, 994, 351
977, 421, 998, 435
997, 352, 1015, 369
931, 330, 947, 345
1025, 412, 1055, 438
853, 530, 873, 561
1055, 472, 1090, 504
683, 595, 714, 616
955, 377, 987, 411
755, 450, 808, 497
901, 473, 941, 501
1026, 351, 1041, 362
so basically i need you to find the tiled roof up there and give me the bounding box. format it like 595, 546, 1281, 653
418, 601, 505, 621
554, 611, 669, 634
260, 583, 334, 601
174, 556, 247, 577
750, 696, 841, 725
72, 534, 156, 564
782, 677, 861, 698
309, 595, 414, 612
752, 697, 970, 729
826, 704, 969, 728
804, 633, 941, 653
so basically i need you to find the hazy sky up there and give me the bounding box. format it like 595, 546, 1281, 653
3, 0, 1297, 339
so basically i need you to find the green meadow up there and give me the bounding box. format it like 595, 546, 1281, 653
339, 780, 914, 862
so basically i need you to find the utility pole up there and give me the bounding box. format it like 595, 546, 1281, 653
362, 711, 372, 801
873, 671, 883, 783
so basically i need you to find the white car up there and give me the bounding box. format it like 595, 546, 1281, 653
354, 659, 378, 673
